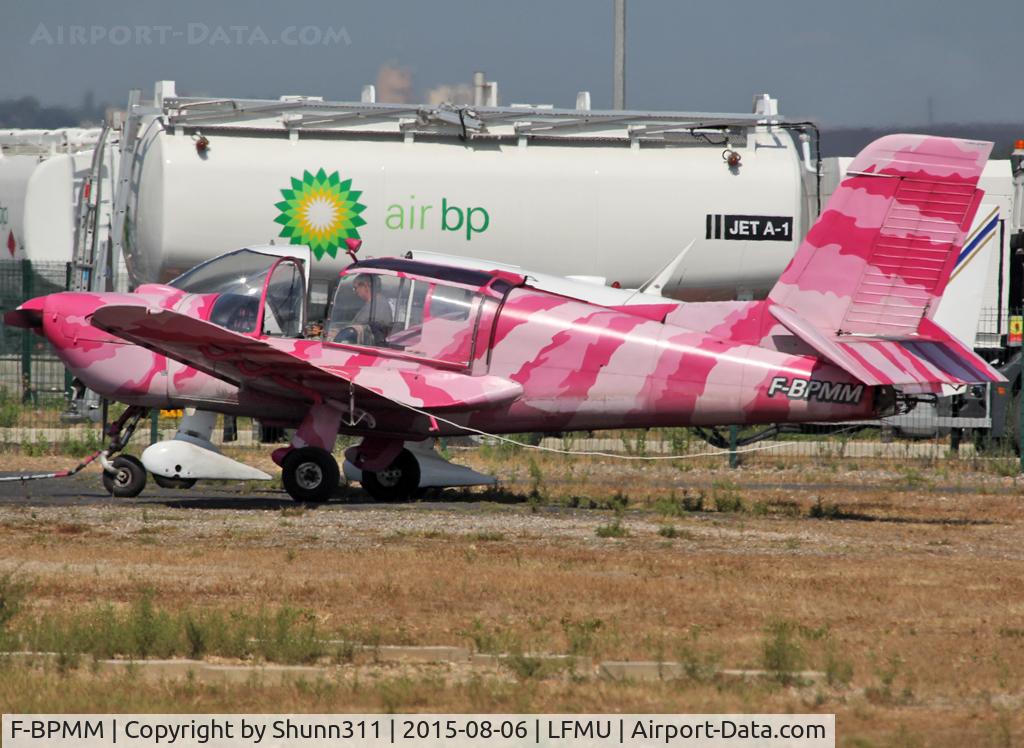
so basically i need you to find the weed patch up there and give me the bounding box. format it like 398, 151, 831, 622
865, 655, 914, 706
653, 489, 706, 515
470, 532, 505, 542
560, 616, 603, 656
711, 481, 744, 513
461, 619, 518, 655
595, 520, 629, 538
808, 498, 842, 519
675, 628, 720, 683
501, 652, 565, 681
824, 642, 854, 687
0, 570, 31, 639
761, 620, 806, 685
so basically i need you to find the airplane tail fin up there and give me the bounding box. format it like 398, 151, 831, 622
766, 134, 1004, 392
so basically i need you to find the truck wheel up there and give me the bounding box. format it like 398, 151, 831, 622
153, 475, 197, 489
1004, 389, 1021, 453
980, 388, 1022, 455
282, 447, 339, 503
361, 449, 420, 502
101, 455, 147, 498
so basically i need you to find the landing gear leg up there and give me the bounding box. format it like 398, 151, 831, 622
273, 402, 343, 503
99, 405, 148, 498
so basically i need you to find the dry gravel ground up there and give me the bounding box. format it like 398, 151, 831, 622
0, 451, 1022, 747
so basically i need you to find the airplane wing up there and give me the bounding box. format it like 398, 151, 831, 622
89, 305, 523, 411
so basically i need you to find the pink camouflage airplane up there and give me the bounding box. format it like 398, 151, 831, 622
5, 134, 1006, 502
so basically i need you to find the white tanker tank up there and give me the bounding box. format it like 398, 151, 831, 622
0, 128, 101, 268
118, 82, 818, 303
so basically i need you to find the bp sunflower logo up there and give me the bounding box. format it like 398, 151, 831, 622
273, 168, 367, 260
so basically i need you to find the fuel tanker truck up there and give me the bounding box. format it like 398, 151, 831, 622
102, 81, 821, 313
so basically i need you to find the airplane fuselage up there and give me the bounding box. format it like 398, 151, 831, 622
25, 282, 878, 440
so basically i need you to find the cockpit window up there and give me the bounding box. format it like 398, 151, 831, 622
325, 272, 481, 366
325, 274, 401, 346
427, 285, 474, 322
262, 260, 304, 337
168, 249, 279, 294
211, 293, 260, 333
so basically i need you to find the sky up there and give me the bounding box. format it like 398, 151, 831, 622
0, 0, 1020, 127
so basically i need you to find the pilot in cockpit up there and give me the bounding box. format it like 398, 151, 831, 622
352, 274, 393, 327
328, 273, 396, 345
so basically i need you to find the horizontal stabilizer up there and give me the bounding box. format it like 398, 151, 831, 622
770, 304, 1005, 393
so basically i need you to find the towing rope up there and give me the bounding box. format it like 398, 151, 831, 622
0, 449, 104, 483
0, 406, 147, 484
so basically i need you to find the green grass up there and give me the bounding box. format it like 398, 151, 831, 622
501, 651, 567, 681
865, 655, 914, 706
675, 628, 720, 683
5, 591, 330, 664
0, 388, 23, 428
460, 618, 519, 655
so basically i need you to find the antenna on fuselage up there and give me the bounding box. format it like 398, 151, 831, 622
629, 239, 695, 301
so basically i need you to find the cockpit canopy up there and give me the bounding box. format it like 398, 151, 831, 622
324, 258, 521, 367
167, 248, 523, 366
169, 248, 306, 336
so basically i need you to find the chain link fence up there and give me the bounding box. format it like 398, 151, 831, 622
0, 259, 1019, 469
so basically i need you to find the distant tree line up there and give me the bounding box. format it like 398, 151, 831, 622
0, 92, 108, 129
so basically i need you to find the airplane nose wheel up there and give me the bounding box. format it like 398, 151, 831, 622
101, 455, 148, 498
360, 448, 420, 502
282, 447, 340, 503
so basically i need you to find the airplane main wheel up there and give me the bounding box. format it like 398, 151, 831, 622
361, 449, 420, 502
153, 475, 197, 490
282, 447, 339, 503
101, 455, 147, 498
